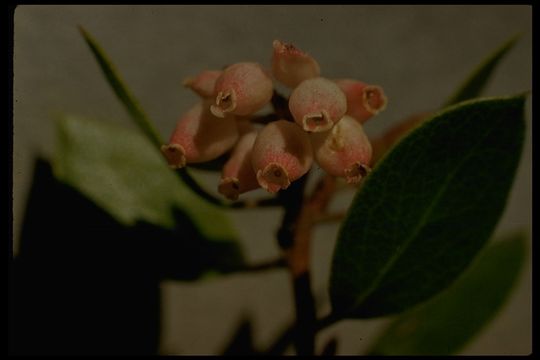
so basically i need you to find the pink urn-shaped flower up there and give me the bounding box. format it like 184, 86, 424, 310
289, 77, 347, 132
271, 40, 321, 88
251, 120, 313, 193
218, 129, 260, 200
161, 100, 239, 169
335, 79, 387, 124
311, 115, 372, 184
210, 62, 274, 118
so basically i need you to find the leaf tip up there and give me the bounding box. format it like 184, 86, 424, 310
77, 25, 95, 50
443, 32, 524, 107
77, 24, 89, 39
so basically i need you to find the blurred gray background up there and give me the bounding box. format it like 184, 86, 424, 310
13, 5, 531, 355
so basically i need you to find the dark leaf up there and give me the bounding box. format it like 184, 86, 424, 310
10, 158, 249, 354
330, 95, 526, 318
11, 159, 160, 355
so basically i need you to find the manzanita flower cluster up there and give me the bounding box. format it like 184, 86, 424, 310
162, 40, 387, 200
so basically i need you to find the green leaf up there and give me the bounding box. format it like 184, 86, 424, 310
19, 158, 244, 286
368, 232, 527, 355
53, 113, 237, 242
330, 95, 526, 319
444, 34, 520, 106
79, 26, 163, 149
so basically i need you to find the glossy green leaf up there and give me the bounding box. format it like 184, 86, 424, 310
444, 34, 520, 106
330, 95, 526, 319
53, 113, 237, 242
368, 232, 527, 355
79, 26, 163, 149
